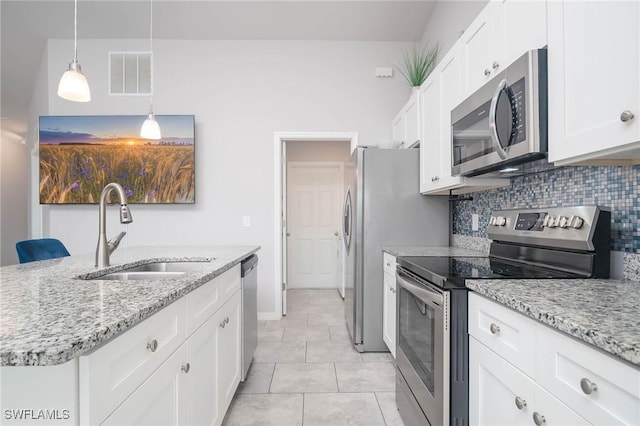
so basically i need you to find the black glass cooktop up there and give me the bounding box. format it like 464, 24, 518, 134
398, 256, 586, 289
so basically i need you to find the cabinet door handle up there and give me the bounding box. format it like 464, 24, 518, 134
620, 110, 635, 122
492, 61, 500, 70
219, 320, 226, 328
532, 412, 546, 425
489, 323, 500, 334
181, 363, 191, 373
580, 378, 598, 395
484, 68, 491, 76
225, 316, 230, 324
146, 339, 158, 352
514, 396, 527, 410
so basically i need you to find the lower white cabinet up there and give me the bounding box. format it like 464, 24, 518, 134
217, 290, 242, 416
382, 253, 397, 358
469, 292, 640, 426
470, 338, 589, 426
81, 266, 243, 426
102, 346, 187, 426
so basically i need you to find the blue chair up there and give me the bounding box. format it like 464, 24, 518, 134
15, 238, 71, 264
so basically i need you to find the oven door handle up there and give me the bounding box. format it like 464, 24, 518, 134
489, 78, 509, 160
396, 270, 444, 307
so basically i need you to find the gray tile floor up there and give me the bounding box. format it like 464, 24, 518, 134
223, 289, 405, 426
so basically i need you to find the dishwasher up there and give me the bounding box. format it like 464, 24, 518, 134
240, 254, 258, 381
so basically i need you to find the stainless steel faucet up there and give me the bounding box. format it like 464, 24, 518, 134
96, 183, 133, 267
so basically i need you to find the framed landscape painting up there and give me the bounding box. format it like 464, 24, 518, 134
39, 115, 195, 204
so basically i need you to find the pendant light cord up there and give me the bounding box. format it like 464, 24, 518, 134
149, 0, 154, 112
73, 0, 78, 62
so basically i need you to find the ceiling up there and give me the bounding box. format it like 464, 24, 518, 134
1, 0, 438, 134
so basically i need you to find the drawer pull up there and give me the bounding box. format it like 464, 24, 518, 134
514, 396, 527, 410
489, 323, 500, 334
532, 412, 546, 425
146, 339, 158, 352
580, 378, 598, 395
181, 363, 191, 373
620, 110, 635, 122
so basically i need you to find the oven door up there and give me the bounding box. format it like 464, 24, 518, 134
396, 268, 450, 426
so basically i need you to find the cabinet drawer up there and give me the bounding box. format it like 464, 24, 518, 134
468, 293, 537, 377
79, 298, 186, 425
222, 264, 241, 302
186, 274, 224, 336
383, 252, 397, 274
536, 323, 640, 425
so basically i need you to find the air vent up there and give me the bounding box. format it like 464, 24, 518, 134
109, 52, 152, 95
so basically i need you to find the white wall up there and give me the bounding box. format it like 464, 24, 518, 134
420, 0, 489, 57
40, 38, 411, 316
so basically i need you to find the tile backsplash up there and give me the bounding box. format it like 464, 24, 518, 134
452, 165, 640, 253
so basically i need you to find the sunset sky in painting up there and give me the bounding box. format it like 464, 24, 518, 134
39, 115, 194, 145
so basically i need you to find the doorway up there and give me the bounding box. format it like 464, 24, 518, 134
275, 132, 357, 317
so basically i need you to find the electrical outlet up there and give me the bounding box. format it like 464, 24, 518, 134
472, 214, 479, 231
242, 216, 251, 227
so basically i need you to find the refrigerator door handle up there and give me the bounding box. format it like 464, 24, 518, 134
343, 187, 352, 252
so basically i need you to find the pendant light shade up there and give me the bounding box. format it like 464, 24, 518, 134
58, 0, 91, 102
58, 61, 91, 102
140, 110, 161, 140
140, 0, 161, 139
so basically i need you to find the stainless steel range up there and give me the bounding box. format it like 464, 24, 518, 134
395, 206, 611, 426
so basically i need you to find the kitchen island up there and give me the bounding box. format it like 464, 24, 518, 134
0, 245, 259, 425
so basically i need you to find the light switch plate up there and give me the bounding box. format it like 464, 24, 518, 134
471, 214, 479, 231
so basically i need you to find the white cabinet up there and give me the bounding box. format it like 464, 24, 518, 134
461, 0, 547, 98
80, 266, 244, 426
185, 311, 222, 426
471, 338, 586, 426
382, 252, 397, 358
419, 42, 509, 195
218, 290, 242, 416
461, 0, 504, 94
392, 92, 420, 148
548, 0, 640, 165
468, 292, 640, 426
102, 346, 187, 426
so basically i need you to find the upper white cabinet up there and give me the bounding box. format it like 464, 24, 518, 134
547, 1, 640, 165
392, 92, 420, 148
461, 0, 547, 98
420, 42, 509, 195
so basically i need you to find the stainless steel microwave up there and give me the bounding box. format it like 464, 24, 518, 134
451, 49, 547, 177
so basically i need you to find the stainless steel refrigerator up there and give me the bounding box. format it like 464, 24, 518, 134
342, 147, 448, 352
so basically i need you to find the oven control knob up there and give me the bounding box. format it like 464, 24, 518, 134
569, 215, 584, 229
495, 216, 507, 226
545, 216, 557, 228
558, 216, 569, 228
489, 216, 497, 226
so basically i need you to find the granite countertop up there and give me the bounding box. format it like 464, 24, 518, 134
0, 246, 259, 367
467, 278, 640, 367
382, 246, 487, 257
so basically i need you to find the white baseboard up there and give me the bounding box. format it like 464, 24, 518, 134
258, 312, 282, 321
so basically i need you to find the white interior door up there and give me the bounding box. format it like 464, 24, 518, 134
287, 162, 343, 289
281, 142, 288, 315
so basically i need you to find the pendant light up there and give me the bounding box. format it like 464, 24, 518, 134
57, 0, 91, 102
140, 0, 161, 140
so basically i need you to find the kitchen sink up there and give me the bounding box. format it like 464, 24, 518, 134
122, 261, 212, 273
94, 271, 186, 281
83, 260, 213, 281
